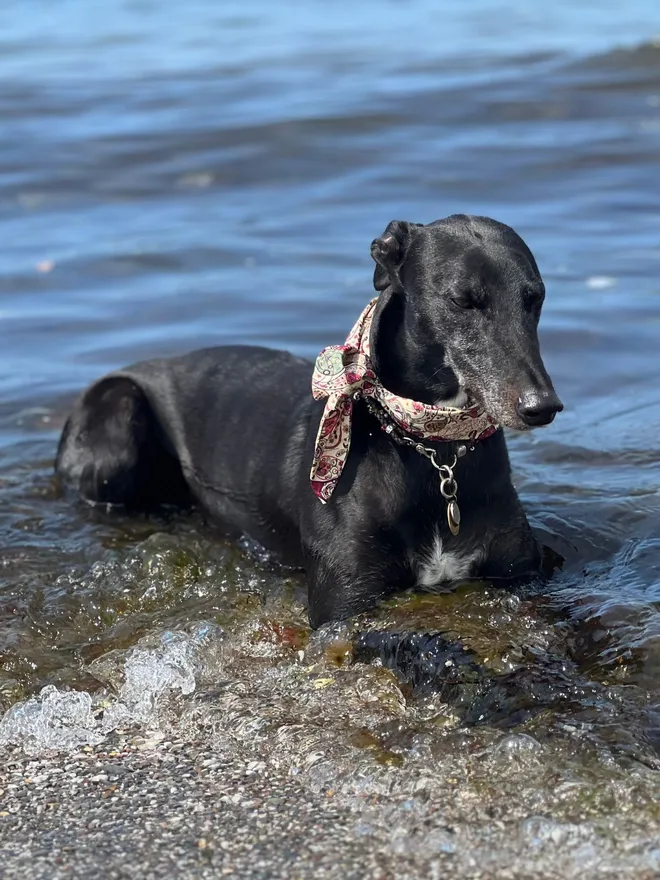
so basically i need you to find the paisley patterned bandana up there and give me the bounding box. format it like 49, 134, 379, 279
310, 298, 498, 502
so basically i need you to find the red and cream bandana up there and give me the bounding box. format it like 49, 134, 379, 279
310, 298, 498, 502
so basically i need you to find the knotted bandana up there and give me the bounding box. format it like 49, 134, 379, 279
310, 298, 498, 502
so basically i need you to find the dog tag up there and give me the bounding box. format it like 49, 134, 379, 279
447, 500, 461, 536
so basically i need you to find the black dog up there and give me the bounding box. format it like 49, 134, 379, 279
56, 215, 562, 627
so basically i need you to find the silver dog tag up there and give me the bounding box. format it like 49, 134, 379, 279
447, 500, 461, 536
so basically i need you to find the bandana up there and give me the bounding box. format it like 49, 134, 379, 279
310, 298, 498, 502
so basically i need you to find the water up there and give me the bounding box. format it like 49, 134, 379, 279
2, 1, 660, 876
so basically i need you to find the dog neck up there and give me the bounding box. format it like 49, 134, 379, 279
369, 287, 463, 405
309, 296, 498, 503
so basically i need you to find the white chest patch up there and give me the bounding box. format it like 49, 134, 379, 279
416, 530, 480, 587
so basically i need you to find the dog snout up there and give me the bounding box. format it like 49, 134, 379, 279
515, 388, 563, 427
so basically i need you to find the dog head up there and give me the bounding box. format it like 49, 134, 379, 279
369, 214, 562, 430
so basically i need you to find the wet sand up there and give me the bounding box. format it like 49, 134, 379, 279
2, 730, 657, 880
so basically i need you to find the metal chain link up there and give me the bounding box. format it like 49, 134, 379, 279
354, 390, 467, 536
355, 390, 462, 472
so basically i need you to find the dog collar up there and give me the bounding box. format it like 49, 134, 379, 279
310, 297, 498, 503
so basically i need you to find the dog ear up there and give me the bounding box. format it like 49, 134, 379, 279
370, 221, 420, 291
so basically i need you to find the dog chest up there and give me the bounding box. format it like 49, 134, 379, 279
415, 529, 481, 587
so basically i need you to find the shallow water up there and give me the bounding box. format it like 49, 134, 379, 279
2, 1, 660, 876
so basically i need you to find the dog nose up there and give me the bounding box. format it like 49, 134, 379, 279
516, 390, 564, 427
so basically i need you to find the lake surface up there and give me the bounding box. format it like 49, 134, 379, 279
1, 2, 660, 877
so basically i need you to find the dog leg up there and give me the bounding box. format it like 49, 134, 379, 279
305, 551, 408, 629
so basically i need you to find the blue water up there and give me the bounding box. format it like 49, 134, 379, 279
1, 0, 659, 398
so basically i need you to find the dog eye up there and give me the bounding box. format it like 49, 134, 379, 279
524, 288, 545, 309
451, 293, 483, 310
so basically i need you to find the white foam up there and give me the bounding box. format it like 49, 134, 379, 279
100, 629, 203, 730
0, 623, 224, 755
586, 275, 617, 289
0, 686, 104, 756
